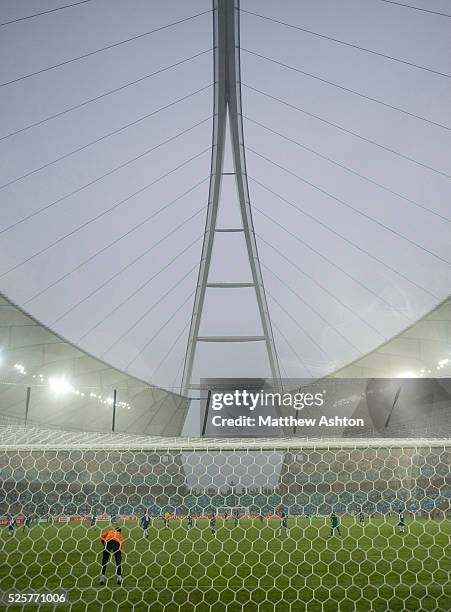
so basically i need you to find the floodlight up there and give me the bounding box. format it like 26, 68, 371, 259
48, 377, 72, 395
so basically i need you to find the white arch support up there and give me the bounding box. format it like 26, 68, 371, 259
181, 0, 281, 393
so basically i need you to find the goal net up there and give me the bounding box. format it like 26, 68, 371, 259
218, 507, 250, 518
1, 423, 449, 611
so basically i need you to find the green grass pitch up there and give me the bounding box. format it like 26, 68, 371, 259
1, 518, 450, 611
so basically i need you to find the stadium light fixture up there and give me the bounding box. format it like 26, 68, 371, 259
14, 363, 26, 375
48, 376, 73, 395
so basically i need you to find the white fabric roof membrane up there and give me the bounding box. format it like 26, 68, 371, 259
0, 0, 450, 392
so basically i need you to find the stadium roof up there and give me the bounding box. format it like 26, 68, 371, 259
0, 292, 188, 435
334, 295, 451, 379
0, 1, 450, 399
0, 291, 449, 437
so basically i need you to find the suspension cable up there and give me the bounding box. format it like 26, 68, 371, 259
257, 233, 387, 341
101, 263, 200, 358
263, 262, 362, 355
1, 50, 212, 142
373, 0, 451, 18
0, 10, 212, 88
244, 115, 450, 223
242, 49, 449, 131
0, 84, 212, 192
247, 147, 451, 265
240, 8, 451, 78
252, 202, 433, 309
22, 178, 208, 306
0, 0, 96, 27
242, 83, 451, 179
0, 149, 210, 279
249, 176, 441, 300
125, 290, 197, 370
53, 214, 206, 328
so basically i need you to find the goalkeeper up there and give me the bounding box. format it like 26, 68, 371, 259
99, 527, 125, 585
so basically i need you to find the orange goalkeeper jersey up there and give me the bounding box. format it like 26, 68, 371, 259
100, 529, 125, 552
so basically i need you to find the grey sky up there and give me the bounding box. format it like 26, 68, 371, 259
0, 0, 450, 392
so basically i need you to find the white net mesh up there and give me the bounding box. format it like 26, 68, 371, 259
1, 423, 450, 611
